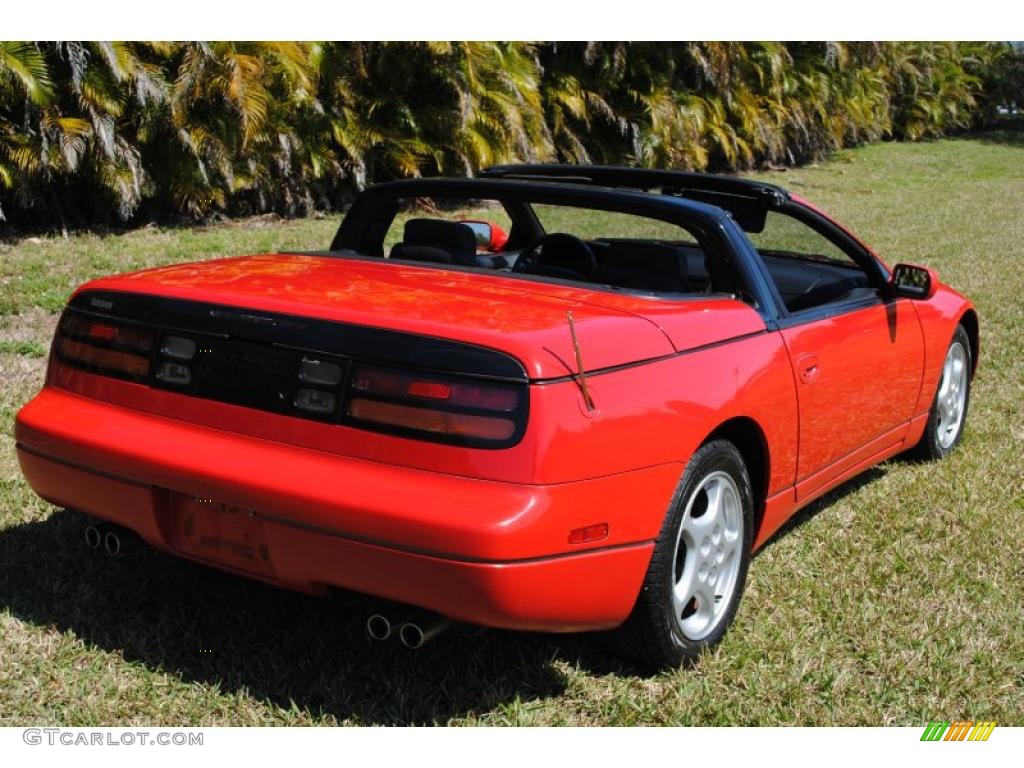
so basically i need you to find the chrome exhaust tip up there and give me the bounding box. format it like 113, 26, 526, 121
398, 616, 452, 649
103, 530, 123, 557
102, 527, 142, 557
366, 614, 394, 641
84, 524, 102, 551
398, 622, 424, 649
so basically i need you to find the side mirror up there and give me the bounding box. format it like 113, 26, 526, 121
459, 220, 509, 253
891, 263, 938, 300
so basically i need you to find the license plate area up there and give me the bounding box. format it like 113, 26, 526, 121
167, 493, 275, 577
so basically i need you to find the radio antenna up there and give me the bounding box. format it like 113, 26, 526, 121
567, 311, 595, 412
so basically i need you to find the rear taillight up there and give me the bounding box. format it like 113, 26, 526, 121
58, 339, 150, 377
346, 364, 525, 447
56, 313, 156, 379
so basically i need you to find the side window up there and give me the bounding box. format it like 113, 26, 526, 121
749, 211, 856, 266
750, 211, 876, 313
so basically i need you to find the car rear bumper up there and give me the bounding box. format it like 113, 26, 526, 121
15, 387, 676, 631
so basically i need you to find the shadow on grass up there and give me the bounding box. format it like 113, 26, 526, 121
0, 508, 620, 724
0, 463, 899, 721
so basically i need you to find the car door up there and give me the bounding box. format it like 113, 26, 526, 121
748, 208, 924, 499
780, 301, 923, 498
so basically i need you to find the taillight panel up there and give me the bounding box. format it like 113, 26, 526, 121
56, 313, 156, 379
58, 337, 151, 378
351, 366, 520, 412
53, 300, 529, 449
345, 364, 526, 446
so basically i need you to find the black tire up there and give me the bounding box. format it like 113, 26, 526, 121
907, 324, 972, 461
605, 439, 754, 670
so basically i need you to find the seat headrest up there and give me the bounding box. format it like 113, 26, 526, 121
597, 241, 688, 292
605, 241, 688, 277
403, 219, 477, 260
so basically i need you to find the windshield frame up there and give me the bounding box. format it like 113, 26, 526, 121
326, 177, 773, 309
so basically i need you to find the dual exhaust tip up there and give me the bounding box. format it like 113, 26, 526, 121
84, 523, 140, 557
85, 522, 447, 646
366, 612, 452, 649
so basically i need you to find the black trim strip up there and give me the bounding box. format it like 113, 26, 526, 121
481, 164, 790, 204
16, 443, 152, 488
255, 511, 655, 566
532, 328, 770, 385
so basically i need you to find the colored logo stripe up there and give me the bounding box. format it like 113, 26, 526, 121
969, 722, 997, 741
920, 721, 996, 741
921, 722, 949, 741
944, 721, 972, 741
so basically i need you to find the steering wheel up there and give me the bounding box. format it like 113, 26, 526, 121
512, 233, 597, 281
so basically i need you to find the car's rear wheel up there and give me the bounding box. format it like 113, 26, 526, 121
606, 439, 753, 669
908, 324, 972, 461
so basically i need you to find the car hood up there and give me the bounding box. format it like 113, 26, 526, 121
77, 253, 765, 380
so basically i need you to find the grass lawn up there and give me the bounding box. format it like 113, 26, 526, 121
1, 132, 1022, 726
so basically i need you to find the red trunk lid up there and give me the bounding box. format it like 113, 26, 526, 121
79, 253, 764, 378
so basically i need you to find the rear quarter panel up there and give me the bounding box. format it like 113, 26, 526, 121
529, 329, 799, 540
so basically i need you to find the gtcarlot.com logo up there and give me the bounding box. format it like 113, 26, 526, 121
23, 728, 203, 747
920, 721, 997, 742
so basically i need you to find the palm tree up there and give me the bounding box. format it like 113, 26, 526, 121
151, 41, 319, 217
0, 41, 1009, 228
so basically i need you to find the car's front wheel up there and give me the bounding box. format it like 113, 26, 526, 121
608, 439, 753, 669
909, 323, 972, 460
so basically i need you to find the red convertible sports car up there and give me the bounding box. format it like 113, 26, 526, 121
15, 165, 977, 668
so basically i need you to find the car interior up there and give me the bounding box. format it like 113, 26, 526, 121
383, 210, 875, 314
757, 251, 875, 312
389, 218, 506, 270
386, 215, 743, 297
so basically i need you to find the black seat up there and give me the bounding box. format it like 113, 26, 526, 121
390, 219, 478, 266
595, 241, 688, 292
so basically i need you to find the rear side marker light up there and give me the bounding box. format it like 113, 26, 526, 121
299, 358, 342, 387
568, 523, 609, 545
58, 338, 150, 377
157, 361, 191, 386
161, 336, 197, 361
295, 388, 337, 415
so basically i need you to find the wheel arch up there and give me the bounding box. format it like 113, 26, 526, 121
958, 308, 980, 379
701, 416, 770, 537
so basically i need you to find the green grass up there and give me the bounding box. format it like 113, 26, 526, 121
2, 133, 1023, 725
0, 340, 46, 358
